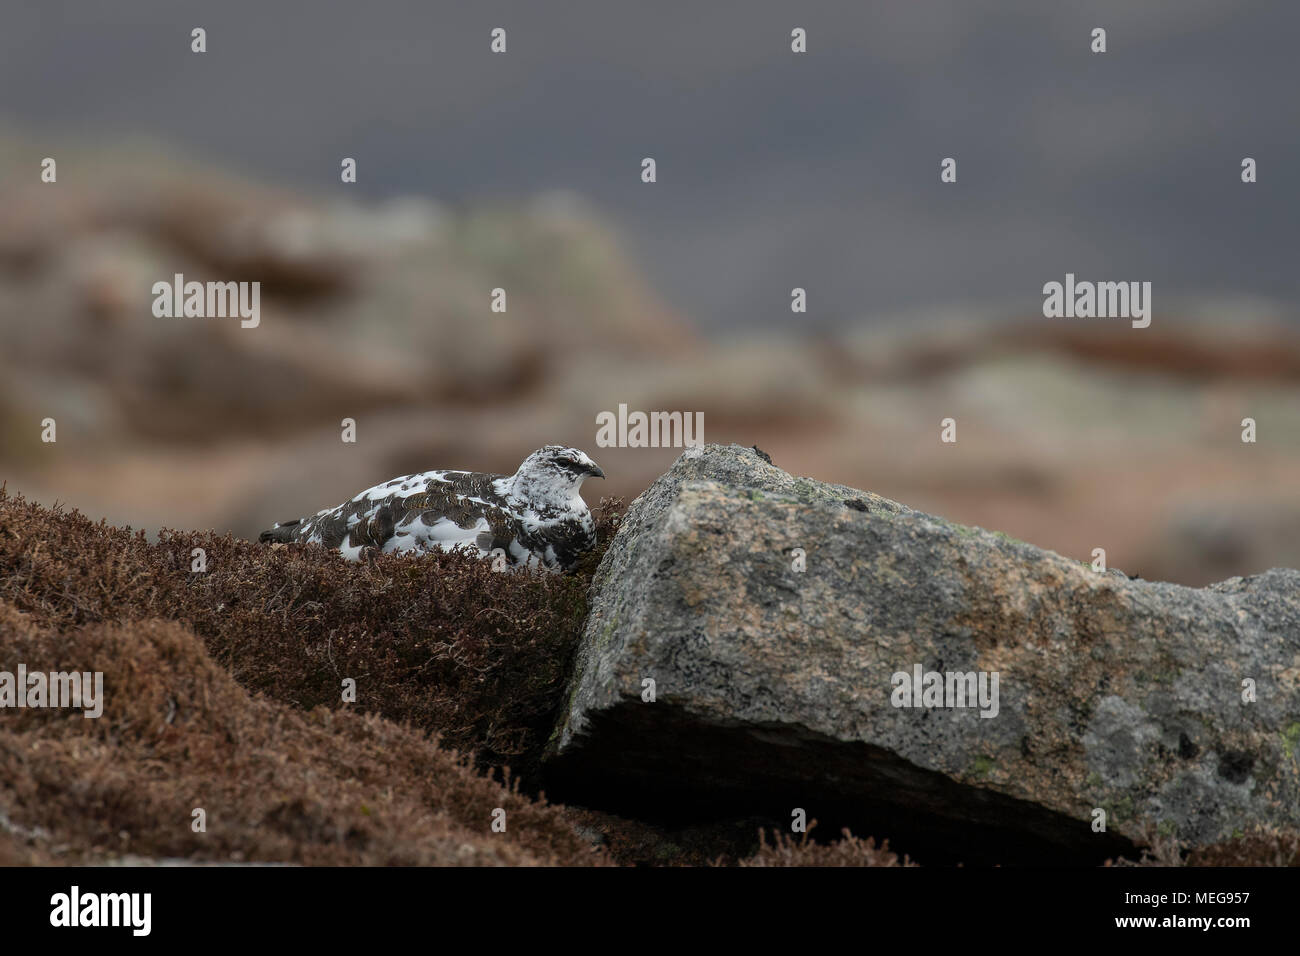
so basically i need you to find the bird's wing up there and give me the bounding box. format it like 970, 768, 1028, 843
264, 469, 525, 561
383, 473, 514, 555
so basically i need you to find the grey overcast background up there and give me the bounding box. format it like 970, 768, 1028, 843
4, 0, 1298, 328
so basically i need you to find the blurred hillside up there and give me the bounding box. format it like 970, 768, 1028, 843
2, 135, 1299, 586
6, 1, 1300, 330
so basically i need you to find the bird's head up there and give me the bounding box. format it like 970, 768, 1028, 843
508, 445, 605, 509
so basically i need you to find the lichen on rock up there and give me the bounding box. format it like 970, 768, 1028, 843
545, 443, 1300, 863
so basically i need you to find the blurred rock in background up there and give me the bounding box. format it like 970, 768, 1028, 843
2, 133, 1298, 586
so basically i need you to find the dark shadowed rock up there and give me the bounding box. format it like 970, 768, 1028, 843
545, 444, 1300, 863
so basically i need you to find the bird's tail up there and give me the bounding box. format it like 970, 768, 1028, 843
258, 518, 302, 544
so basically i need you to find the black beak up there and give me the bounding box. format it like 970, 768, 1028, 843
588, 464, 605, 479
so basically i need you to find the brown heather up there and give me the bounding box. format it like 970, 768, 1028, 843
1, 486, 1295, 866
1106, 822, 1300, 868
737, 825, 915, 867
0, 485, 617, 865
0, 603, 601, 865
0, 485, 622, 777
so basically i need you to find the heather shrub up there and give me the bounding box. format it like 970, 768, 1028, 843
1107, 822, 1300, 867
737, 824, 915, 867
5, 487, 1296, 867
0, 486, 623, 780
0, 601, 603, 865
1187, 828, 1300, 866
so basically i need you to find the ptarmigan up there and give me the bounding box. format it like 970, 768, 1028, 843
259, 445, 605, 571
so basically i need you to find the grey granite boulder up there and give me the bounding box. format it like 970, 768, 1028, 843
545, 443, 1300, 863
